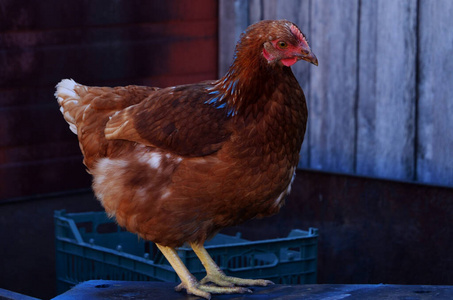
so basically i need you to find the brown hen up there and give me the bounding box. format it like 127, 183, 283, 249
56, 19, 317, 299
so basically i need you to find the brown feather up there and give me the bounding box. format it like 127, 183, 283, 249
105, 83, 232, 157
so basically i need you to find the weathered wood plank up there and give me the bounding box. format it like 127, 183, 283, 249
220, 0, 453, 187
356, 0, 417, 181
308, 0, 359, 173
417, 1, 453, 186
53, 281, 453, 299
248, 0, 263, 24
218, 0, 250, 77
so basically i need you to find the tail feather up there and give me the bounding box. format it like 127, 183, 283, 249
56, 79, 159, 137
55, 79, 84, 135
55, 79, 79, 102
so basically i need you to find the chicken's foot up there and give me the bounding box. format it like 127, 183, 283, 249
190, 242, 274, 288
156, 243, 251, 300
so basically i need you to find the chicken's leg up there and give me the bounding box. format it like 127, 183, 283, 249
156, 243, 251, 299
190, 242, 274, 287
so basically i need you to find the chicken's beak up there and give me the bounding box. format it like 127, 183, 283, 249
301, 51, 318, 66
297, 42, 318, 66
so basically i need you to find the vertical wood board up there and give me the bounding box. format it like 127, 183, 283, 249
417, 0, 453, 186
356, 0, 417, 180
308, 0, 359, 173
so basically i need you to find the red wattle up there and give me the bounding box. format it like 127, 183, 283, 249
281, 57, 297, 67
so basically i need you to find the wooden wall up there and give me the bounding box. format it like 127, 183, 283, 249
0, 0, 218, 201
219, 0, 453, 187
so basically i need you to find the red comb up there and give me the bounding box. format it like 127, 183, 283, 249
290, 24, 307, 44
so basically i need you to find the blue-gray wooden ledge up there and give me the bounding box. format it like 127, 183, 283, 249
52, 280, 453, 299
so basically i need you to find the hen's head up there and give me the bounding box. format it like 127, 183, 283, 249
211, 20, 316, 116
235, 19, 318, 68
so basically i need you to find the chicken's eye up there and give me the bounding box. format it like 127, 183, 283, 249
278, 41, 288, 49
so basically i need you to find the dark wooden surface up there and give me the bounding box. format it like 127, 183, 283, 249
53, 280, 453, 300
0, 288, 40, 300
219, 0, 453, 187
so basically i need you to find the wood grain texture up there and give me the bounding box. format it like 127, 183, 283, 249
220, 0, 453, 187
356, 0, 417, 180
308, 0, 359, 173
417, 1, 453, 186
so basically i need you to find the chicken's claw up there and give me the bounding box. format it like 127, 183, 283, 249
200, 273, 274, 287
200, 274, 234, 287
174, 282, 211, 299
191, 242, 274, 288
175, 282, 252, 300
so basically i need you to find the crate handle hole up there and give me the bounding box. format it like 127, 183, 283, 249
95, 284, 111, 289
227, 252, 278, 272
96, 222, 119, 233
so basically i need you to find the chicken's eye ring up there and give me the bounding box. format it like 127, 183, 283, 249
278, 41, 288, 49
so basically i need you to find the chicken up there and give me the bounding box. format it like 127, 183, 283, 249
55, 19, 317, 299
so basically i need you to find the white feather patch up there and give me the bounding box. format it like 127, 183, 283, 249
55, 79, 79, 99
69, 123, 77, 134
137, 151, 162, 170
286, 169, 296, 194
64, 111, 75, 123
93, 158, 128, 206
82, 104, 91, 121
274, 191, 286, 207
148, 152, 162, 169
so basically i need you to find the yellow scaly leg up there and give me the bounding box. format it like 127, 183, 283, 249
190, 242, 274, 287
156, 243, 252, 300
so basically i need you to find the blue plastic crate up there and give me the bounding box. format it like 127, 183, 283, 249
55, 210, 318, 293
